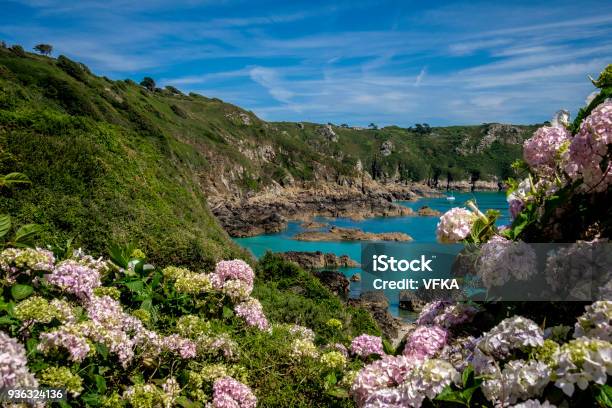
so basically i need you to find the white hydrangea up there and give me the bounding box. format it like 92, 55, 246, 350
476, 237, 537, 288
574, 301, 612, 341
481, 360, 551, 405
553, 337, 612, 397
436, 208, 476, 243
477, 316, 544, 359
510, 399, 557, 407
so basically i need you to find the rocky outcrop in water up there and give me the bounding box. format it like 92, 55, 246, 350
417, 206, 441, 216
295, 226, 412, 242
276, 251, 359, 269
313, 270, 350, 297
349, 291, 402, 340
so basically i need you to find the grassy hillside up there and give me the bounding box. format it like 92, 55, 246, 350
0, 46, 537, 263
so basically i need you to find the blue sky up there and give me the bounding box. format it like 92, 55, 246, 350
1, 0, 611, 126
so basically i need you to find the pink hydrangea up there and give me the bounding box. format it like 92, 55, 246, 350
161, 334, 197, 359
523, 125, 570, 171
234, 298, 269, 330
213, 376, 257, 408
415, 301, 452, 325
350, 334, 384, 358
564, 101, 612, 193
351, 355, 415, 406
212, 260, 254, 292
403, 325, 448, 361
38, 326, 91, 362
46, 259, 101, 299
436, 208, 475, 243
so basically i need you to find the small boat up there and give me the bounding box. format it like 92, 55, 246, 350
446, 193, 456, 201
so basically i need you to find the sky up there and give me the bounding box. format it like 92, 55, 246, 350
1, 0, 611, 126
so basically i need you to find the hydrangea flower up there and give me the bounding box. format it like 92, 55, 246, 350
161, 334, 197, 359
234, 298, 269, 330
506, 178, 532, 219
38, 324, 91, 362
14, 296, 75, 325
574, 300, 611, 341
523, 125, 570, 171
510, 400, 557, 408
439, 336, 477, 372
0, 331, 39, 389
553, 337, 612, 396
46, 259, 101, 299
403, 325, 448, 361
212, 260, 254, 292
477, 316, 544, 359
0, 247, 55, 283
415, 301, 451, 325
40, 366, 83, 396
350, 334, 384, 358
222, 279, 251, 302
351, 355, 415, 406
288, 324, 316, 341
476, 236, 537, 288
290, 338, 319, 359
320, 351, 347, 369
174, 271, 212, 294
564, 100, 612, 193
433, 304, 478, 328
324, 342, 349, 357
436, 208, 475, 243
212, 376, 257, 408
481, 360, 551, 405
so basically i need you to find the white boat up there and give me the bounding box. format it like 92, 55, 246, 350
446, 193, 456, 201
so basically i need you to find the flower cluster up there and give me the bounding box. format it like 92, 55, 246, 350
350, 334, 384, 358
38, 324, 92, 362
212, 376, 257, 408
0, 247, 54, 283
290, 338, 319, 359
476, 236, 537, 288
439, 336, 477, 372
40, 366, 84, 396
476, 316, 544, 358
403, 325, 448, 361
553, 337, 612, 396
212, 259, 254, 292
46, 259, 101, 299
222, 279, 251, 302
564, 100, 612, 192
288, 324, 316, 341
573, 300, 611, 341
436, 208, 475, 243
14, 296, 75, 324
523, 125, 570, 172
481, 359, 551, 405
351, 355, 415, 405
0, 331, 39, 389
234, 297, 269, 330
416, 301, 478, 329
320, 351, 347, 370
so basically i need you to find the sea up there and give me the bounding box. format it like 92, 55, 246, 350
233, 191, 509, 321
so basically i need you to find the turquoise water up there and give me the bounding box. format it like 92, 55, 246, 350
234, 191, 508, 319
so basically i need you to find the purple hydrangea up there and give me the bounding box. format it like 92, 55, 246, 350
212, 260, 254, 291
436, 208, 475, 243
1, 331, 39, 389
46, 259, 101, 299
212, 376, 257, 408
350, 334, 384, 358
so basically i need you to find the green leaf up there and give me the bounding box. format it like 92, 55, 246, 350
462, 365, 474, 388
176, 396, 199, 408
95, 343, 109, 359
325, 372, 337, 386
0, 172, 31, 187
94, 375, 107, 394
382, 338, 395, 355
596, 384, 612, 407
140, 297, 153, 311
326, 387, 349, 398
0, 214, 11, 238
80, 393, 102, 406
11, 284, 33, 300
26, 338, 39, 353
124, 280, 144, 293
222, 305, 234, 319
13, 223, 43, 245
434, 385, 468, 406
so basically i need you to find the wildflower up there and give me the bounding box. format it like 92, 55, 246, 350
326, 318, 343, 329
350, 334, 384, 358
40, 366, 83, 396
0, 331, 39, 389
212, 376, 257, 408
436, 208, 475, 243
234, 298, 269, 330
403, 325, 448, 361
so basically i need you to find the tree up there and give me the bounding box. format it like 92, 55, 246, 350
340, 123, 349, 128
140, 77, 156, 91
33, 43, 53, 55
368, 123, 378, 130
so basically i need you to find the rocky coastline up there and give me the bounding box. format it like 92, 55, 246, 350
295, 226, 412, 242
275, 251, 359, 269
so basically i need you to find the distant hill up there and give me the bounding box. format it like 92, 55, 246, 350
0, 46, 538, 264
